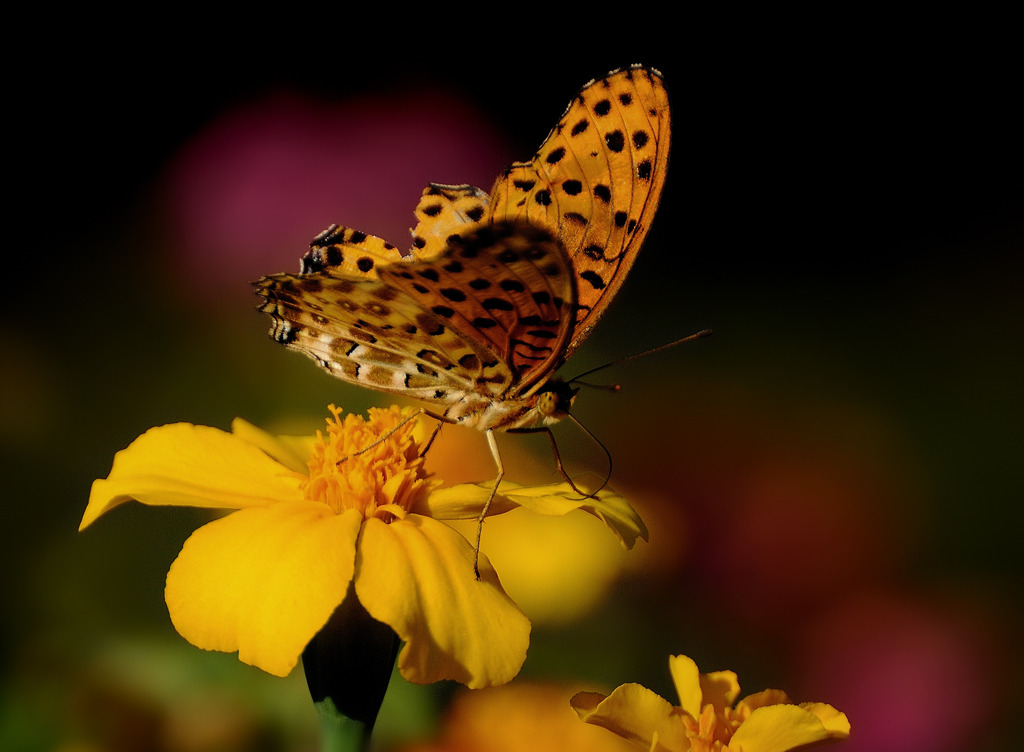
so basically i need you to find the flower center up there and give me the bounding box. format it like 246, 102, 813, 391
301, 405, 436, 521
683, 704, 743, 752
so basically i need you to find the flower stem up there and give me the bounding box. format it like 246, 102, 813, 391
314, 696, 374, 752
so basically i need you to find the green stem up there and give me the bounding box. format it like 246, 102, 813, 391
315, 696, 373, 752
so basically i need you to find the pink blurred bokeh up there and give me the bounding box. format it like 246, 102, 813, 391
161, 87, 510, 302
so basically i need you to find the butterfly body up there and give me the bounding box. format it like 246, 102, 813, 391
440, 376, 579, 433
257, 64, 669, 482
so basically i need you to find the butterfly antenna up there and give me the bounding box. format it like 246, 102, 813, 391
567, 329, 713, 385
570, 381, 622, 392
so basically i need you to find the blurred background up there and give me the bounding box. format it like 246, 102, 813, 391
4, 14, 1021, 752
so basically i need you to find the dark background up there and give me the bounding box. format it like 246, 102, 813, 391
4, 16, 1021, 751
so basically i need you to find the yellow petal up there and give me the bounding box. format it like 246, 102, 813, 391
421, 481, 648, 549
737, 688, 791, 713
354, 515, 530, 689
669, 654, 704, 718
165, 502, 361, 677
231, 417, 316, 475
571, 683, 689, 752
728, 703, 851, 752
446, 507, 630, 626
570, 690, 607, 715
505, 482, 649, 548
81, 423, 303, 530
414, 482, 521, 518
797, 702, 851, 736
699, 670, 741, 711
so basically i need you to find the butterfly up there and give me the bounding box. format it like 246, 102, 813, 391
256, 65, 670, 527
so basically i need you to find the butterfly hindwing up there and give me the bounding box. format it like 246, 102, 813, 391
298, 224, 412, 278
409, 183, 490, 260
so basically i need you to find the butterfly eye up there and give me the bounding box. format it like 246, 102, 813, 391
537, 391, 559, 416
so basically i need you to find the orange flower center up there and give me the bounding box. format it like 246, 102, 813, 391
301, 405, 435, 520
682, 704, 745, 752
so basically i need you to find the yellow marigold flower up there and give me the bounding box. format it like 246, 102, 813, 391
81, 405, 646, 689
571, 654, 850, 752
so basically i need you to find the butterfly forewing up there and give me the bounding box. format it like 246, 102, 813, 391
380, 221, 574, 395
489, 66, 670, 361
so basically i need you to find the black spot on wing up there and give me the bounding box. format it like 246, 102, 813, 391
605, 131, 625, 153
545, 146, 566, 164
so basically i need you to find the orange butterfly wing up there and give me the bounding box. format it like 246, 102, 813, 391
489, 65, 670, 361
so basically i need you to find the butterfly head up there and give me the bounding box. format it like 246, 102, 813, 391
534, 379, 579, 424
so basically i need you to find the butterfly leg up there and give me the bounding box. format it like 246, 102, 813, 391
472, 428, 505, 579
418, 419, 444, 460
